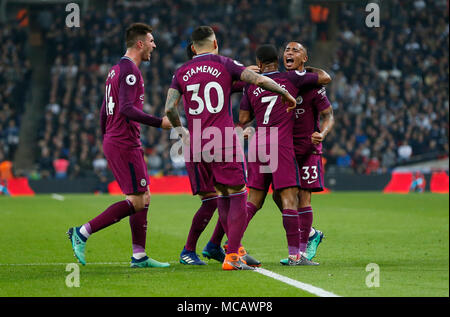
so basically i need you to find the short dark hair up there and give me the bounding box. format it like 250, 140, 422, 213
125, 23, 153, 48
186, 42, 195, 59
256, 44, 279, 64
191, 26, 215, 45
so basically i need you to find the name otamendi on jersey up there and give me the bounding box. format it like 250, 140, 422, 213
182, 65, 222, 82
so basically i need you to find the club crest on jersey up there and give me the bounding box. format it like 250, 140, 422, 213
126, 74, 137, 85
140, 178, 147, 187
296, 96, 303, 105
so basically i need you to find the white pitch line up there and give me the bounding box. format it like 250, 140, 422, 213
254, 268, 341, 297
51, 194, 65, 201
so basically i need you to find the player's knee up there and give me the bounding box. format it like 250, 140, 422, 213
280, 188, 299, 210
298, 189, 311, 208
127, 194, 147, 212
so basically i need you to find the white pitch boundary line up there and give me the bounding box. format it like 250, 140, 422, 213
254, 268, 341, 297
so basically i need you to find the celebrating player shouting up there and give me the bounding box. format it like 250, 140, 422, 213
68, 23, 172, 268
165, 26, 297, 270
239, 44, 330, 265
275, 41, 335, 264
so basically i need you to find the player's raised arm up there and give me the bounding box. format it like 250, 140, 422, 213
305, 66, 332, 85
240, 68, 297, 111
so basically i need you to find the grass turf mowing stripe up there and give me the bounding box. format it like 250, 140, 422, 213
255, 268, 341, 297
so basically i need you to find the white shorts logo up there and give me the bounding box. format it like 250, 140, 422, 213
140, 178, 147, 187
126, 74, 137, 85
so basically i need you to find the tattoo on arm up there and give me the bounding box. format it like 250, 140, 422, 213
320, 106, 334, 136
241, 69, 286, 96
164, 88, 182, 127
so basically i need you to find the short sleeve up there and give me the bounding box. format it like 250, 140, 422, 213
223, 57, 246, 81
170, 73, 182, 92
286, 70, 318, 89
314, 87, 332, 112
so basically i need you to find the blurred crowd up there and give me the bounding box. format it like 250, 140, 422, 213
1, 0, 448, 180
324, 0, 449, 174
0, 25, 31, 165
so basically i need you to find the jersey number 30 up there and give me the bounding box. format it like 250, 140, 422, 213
187, 82, 224, 115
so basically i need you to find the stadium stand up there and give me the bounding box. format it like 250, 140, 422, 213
0, 24, 31, 163
324, 0, 449, 175
1, 0, 448, 185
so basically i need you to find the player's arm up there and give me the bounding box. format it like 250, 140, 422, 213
118, 75, 171, 129
164, 88, 189, 143
304, 66, 332, 85
239, 110, 253, 126
312, 106, 334, 145
164, 88, 182, 127
240, 68, 297, 111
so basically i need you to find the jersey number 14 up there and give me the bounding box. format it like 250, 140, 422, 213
105, 84, 115, 115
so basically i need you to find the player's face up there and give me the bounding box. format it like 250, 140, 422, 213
141, 33, 156, 61
283, 42, 307, 71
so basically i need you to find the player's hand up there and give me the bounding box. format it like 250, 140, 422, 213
282, 91, 297, 112
311, 132, 324, 145
243, 126, 255, 139
161, 116, 173, 130
246, 65, 260, 73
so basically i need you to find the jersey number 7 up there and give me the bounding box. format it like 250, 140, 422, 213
261, 95, 278, 124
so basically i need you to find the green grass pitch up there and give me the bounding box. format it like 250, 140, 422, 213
0, 192, 448, 297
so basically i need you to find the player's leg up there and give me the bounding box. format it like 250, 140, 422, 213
278, 187, 319, 266
68, 195, 138, 265
202, 192, 227, 263
183, 160, 225, 263
181, 192, 218, 265
215, 183, 254, 270
244, 187, 267, 230
127, 189, 169, 268
298, 189, 324, 261
278, 187, 301, 261
297, 154, 325, 261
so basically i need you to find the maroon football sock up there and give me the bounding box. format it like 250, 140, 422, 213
226, 191, 248, 254
210, 217, 226, 246
217, 196, 230, 237
298, 206, 313, 252
244, 201, 259, 230
282, 209, 300, 256
87, 200, 135, 234
185, 197, 218, 251
129, 204, 148, 254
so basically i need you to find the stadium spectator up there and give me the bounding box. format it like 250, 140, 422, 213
53, 155, 70, 179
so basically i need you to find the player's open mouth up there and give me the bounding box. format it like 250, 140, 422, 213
285, 57, 294, 67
